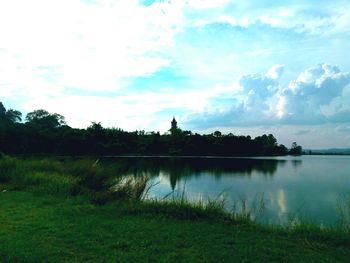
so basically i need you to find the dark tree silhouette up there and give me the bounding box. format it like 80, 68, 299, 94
6, 109, 22, 123
213, 130, 222, 137
0, 102, 8, 124
289, 142, 303, 155
25, 109, 66, 129
0, 102, 6, 116
0, 101, 298, 157
0, 102, 22, 125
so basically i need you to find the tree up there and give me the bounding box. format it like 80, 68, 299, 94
267, 134, 277, 147
289, 142, 302, 155
87, 121, 104, 135
6, 109, 22, 123
0, 102, 6, 116
25, 109, 49, 122
254, 134, 277, 147
87, 121, 103, 132
25, 109, 66, 129
0, 102, 22, 124
278, 144, 288, 155
213, 130, 222, 137
87, 121, 105, 142
0, 102, 7, 124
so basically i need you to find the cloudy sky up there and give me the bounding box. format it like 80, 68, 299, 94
1, 0, 350, 148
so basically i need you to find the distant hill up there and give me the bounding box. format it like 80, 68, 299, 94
306, 148, 350, 155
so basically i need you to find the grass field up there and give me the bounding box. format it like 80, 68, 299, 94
2, 191, 350, 262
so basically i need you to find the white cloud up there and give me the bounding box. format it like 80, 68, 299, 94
237, 66, 282, 119
187, 0, 229, 10
0, 0, 182, 92
280, 64, 350, 121
185, 64, 350, 129
247, 49, 272, 58
266, 64, 285, 80
194, 2, 350, 36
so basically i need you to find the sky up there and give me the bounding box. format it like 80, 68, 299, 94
1, 0, 350, 149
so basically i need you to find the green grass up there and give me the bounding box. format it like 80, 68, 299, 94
0, 155, 350, 262
1, 191, 350, 262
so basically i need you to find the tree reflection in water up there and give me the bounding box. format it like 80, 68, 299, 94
102, 157, 289, 190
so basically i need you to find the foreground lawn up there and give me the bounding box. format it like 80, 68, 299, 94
1, 191, 350, 262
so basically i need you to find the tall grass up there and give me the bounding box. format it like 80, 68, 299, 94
156, 186, 267, 223
337, 195, 350, 232
284, 196, 350, 235
110, 175, 150, 200
64, 159, 154, 204
0, 156, 74, 196
231, 194, 266, 222
0, 155, 154, 205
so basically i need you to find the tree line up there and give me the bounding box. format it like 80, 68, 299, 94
0, 102, 302, 156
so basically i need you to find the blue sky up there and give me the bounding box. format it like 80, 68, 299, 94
1, 0, 350, 148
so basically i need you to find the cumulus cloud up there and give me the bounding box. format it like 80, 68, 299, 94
238, 67, 282, 119
185, 64, 350, 129
280, 64, 350, 123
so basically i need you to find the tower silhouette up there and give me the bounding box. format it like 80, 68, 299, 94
171, 117, 177, 130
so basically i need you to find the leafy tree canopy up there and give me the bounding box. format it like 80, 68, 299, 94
25, 109, 66, 129
6, 109, 22, 123
0, 102, 22, 124
289, 142, 303, 155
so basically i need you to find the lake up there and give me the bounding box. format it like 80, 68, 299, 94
107, 155, 350, 225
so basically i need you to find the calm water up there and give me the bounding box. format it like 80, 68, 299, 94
107, 155, 350, 225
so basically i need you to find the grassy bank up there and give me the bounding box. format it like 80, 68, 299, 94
2, 191, 350, 262
1, 155, 350, 262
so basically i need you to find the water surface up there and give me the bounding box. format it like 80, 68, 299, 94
107, 155, 350, 225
